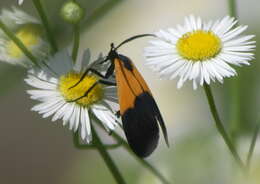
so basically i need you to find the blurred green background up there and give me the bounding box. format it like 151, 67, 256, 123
0, 0, 260, 183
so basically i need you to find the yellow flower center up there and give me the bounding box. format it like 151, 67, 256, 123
6, 24, 42, 59
176, 30, 222, 61
59, 73, 104, 106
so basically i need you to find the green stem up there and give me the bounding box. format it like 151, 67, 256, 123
0, 20, 40, 67
227, 0, 240, 142
246, 123, 260, 169
228, 0, 238, 18
72, 24, 80, 62
73, 131, 122, 150
92, 125, 127, 184
203, 85, 245, 171
32, 0, 58, 53
92, 113, 171, 184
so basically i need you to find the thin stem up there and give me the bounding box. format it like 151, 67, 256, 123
72, 24, 80, 62
246, 123, 260, 169
0, 20, 40, 67
92, 113, 171, 184
73, 131, 122, 150
92, 125, 127, 184
228, 0, 238, 18
203, 85, 246, 171
32, 0, 58, 53
227, 0, 240, 141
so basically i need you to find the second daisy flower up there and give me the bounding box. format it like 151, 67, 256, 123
144, 15, 255, 89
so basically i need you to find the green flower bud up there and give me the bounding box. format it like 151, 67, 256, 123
60, 1, 85, 24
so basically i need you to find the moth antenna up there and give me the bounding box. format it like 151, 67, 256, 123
115, 34, 156, 50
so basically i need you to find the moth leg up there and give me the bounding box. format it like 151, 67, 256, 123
69, 68, 106, 89
69, 68, 91, 89
68, 79, 116, 103
115, 111, 121, 118
68, 81, 99, 102
69, 66, 115, 90
99, 79, 116, 86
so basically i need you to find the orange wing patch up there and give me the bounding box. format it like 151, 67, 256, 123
131, 64, 151, 95
114, 58, 150, 114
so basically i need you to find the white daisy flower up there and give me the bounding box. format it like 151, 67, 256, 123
25, 49, 119, 143
0, 7, 49, 67
144, 15, 255, 89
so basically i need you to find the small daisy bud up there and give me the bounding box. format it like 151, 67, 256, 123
60, 1, 85, 24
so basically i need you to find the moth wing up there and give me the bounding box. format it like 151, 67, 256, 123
114, 55, 168, 158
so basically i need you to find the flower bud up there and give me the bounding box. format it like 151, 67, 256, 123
60, 1, 85, 24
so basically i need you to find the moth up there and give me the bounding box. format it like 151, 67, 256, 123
71, 35, 169, 157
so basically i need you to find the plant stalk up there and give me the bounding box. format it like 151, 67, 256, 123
228, 0, 238, 18
246, 123, 260, 169
92, 125, 126, 184
203, 85, 245, 171
72, 24, 80, 62
32, 0, 58, 53
227, 0, 240, 142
